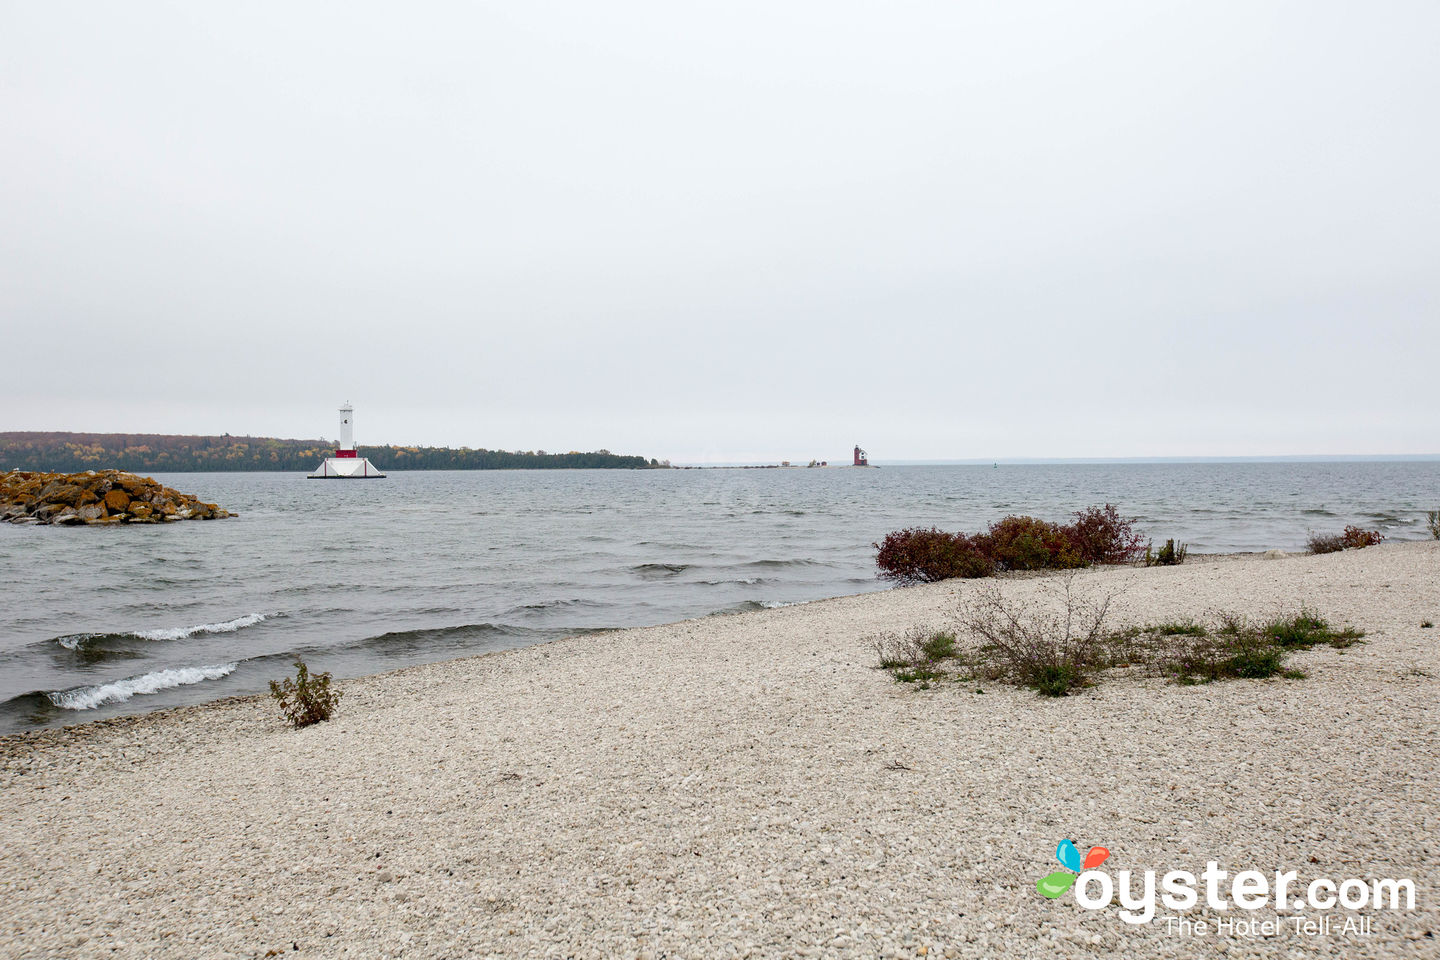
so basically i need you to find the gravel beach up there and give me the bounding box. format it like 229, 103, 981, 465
3, 542, 1438, 959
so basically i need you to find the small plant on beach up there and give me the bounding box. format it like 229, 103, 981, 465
1144, 539, 1188, 567
269, 658, 341, 728
1426, 510, 1440, 540
1260, 610, 1364, 648
1307, 525, 1384, 554
874, 527, 993, 584
865, 597, 1365, 697
1152, 619, 1207, 637
1148, 610, 1362, 684
871, 626, 962, 687
954, 576, 1114, 696
1164, 632, 1287, 684
1305, 532, 1344, 555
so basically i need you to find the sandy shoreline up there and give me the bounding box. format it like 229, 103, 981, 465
3, 543, 1438, 958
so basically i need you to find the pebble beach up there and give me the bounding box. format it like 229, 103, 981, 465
3, 542, 1438, 959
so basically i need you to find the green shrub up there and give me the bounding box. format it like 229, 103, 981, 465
1152, 619, 1206, 636
269, 659, 341, 728
1163, 631, 1284, 684
1030, 662, 1086, 697
985, 515, 1084, 571
1222, 639, 1287, 679
920, 630, 957, 661
1144, 539, 1188, 566
1427, 510, 1440, 540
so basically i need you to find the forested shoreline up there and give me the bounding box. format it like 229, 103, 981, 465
0, 433, 663, 472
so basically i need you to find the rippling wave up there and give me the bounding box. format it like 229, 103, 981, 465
631, 562, 690, 578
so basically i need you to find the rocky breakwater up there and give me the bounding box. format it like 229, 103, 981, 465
0, 470, 235, 526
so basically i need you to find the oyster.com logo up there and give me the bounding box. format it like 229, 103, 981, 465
1033, 838, 1416, 934
1037, 839, 1110, 899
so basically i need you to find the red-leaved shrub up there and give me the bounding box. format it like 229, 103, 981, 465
1307, 525, 1385, 554
1340, 525, 1384, 549
875, 504, 1147, 584
874, 527, 994, 584
1066, 504, 1147, 565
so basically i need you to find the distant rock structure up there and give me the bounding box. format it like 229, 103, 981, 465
0, 470, 234, 525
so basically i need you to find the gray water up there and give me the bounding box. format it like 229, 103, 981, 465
2, 462, 1436, 733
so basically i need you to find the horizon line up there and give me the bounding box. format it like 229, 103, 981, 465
676, 454, 1440, 466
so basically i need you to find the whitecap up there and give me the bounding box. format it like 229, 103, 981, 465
134, 613, 267, 642
48, 663, 239, 710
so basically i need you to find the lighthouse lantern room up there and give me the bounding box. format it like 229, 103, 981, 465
308, 402, 386, 479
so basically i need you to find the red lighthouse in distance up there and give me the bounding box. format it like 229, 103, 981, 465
853, 445, 868, 467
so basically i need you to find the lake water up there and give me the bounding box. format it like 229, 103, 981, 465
2, 461, 1436, 733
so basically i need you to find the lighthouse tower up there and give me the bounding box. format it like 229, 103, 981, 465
338, 402, 355, 455
308, 402, 386, 478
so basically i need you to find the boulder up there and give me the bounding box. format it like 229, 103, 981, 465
39, 482, 86, 506
103, 489, 131, 512
116, 476, 153, 497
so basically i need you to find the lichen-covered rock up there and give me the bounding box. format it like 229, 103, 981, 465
0, 469, 236, 526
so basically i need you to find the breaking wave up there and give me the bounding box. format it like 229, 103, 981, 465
54, 613, 269, 649
47, 663, 239, 711
135, 613, 268, 642
697, 577, 772, 586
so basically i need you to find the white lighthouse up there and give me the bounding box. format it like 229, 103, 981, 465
308, 402, 386, 479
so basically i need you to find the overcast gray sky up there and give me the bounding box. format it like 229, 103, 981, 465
2, 2, 1436, 462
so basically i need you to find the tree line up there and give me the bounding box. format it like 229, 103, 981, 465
0, 433, 664, 472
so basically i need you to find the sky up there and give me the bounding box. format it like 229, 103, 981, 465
2, 2, 1437, 463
